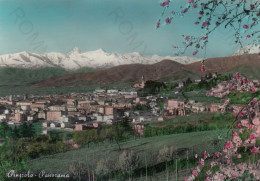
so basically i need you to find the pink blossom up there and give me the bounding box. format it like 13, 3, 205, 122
192, 4, 197, 8
200, 65, 205, 72
251, 88, 256, 92
199, 160, 204, 166
214, 152, 220, 157
165, 17, 171, 24
202, 21, 209, 28
235, 72, 240, 80
224, 141, 233, 149
252, 118, 260, 125
248, 125, 253, 129
202, 36, 207, 40
160, 0, 170, 7
243, 24, 249, 29
192, 51, 198, 55
194, 21, 199, 24
242, 78, 248, 84
199, 11, 203, 15
249, 133, 255, 140
219, 175, 224, 179
174, 53, 179, 56
237, 154, 241, 158
250, 4, 255, 10
185, 36, 190, 40
237, 123, 242, 128
205, 178, 210, 181
232, 132, 238, 137
229, 86, 235, 91
250, 147, 258, 154
253, 98, 257, 102
231, 174, 237, 178
188, 0, 193, 3
226, 160, 230, 164
192, 170, 197, 176
184, 178, 189, 181
239, 112, 243, 117
156, 21, 160, 28
238, 165, 244, 169
203, 151, 207, 159
182, 9, 187, 13
246, 35, 251, 38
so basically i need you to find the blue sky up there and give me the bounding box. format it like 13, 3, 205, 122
0, 0, 258, 58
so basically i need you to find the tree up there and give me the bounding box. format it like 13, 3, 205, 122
68, 162, 88, 179
117, 149, 139, 179
157, 0, 260, 56
157, 145, 176, 163
11, 126, 20, 139
185, 78, 193, 85
0, 122, 11, 137
95, 158, 114, 176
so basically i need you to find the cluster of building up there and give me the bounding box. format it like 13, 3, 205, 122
0, 89, 164, 136
163, 99, 228, 119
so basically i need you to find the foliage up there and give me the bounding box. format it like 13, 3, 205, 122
72, 129, 98, 146
49, 130, 72, 141
228, 90, 260, 105
72, 121, 134, 146
233, 146, 260, 164
183, 75, 229, 92
211, 165, 220, 175
134, 104, 150, 111
158, 101, 164, 111
0, 122, 37, 139
195, 161, 210, 181
139, 81, 177, 96
146, 113, 234, 136
256, 139, 260, 146
239, 129, 253, 142
0, 160, 20, 181
1, 135, 67, 162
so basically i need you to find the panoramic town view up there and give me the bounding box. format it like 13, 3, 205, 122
0, 0, 260, 181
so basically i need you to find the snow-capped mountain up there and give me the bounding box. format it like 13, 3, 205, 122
0, 47, 202, 70
231, 44, 260, 56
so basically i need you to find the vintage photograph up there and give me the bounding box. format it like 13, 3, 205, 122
0, 0, 259, 180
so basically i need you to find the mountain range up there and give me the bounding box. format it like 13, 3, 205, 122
34, 54, 260, 87
0, 47, 202, 70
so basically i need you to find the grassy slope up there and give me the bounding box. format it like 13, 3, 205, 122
151, 113, 218, 126
24, 130, 230, 173
158, 70, 201, 83
222, 66, 260, 80
0, 67, 101, 96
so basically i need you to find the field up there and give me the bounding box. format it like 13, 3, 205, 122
159, 90, 220, 103
151, 112, 233, 126
24, 130, 230, 175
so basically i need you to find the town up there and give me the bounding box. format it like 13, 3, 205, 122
0, 72, 259, 138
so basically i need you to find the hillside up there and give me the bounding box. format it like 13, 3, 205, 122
34, 54, 260, 87
33, 60, 185, 87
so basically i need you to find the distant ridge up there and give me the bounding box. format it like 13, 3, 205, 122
34, 54, 260, 87
0, 48, 202, 70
